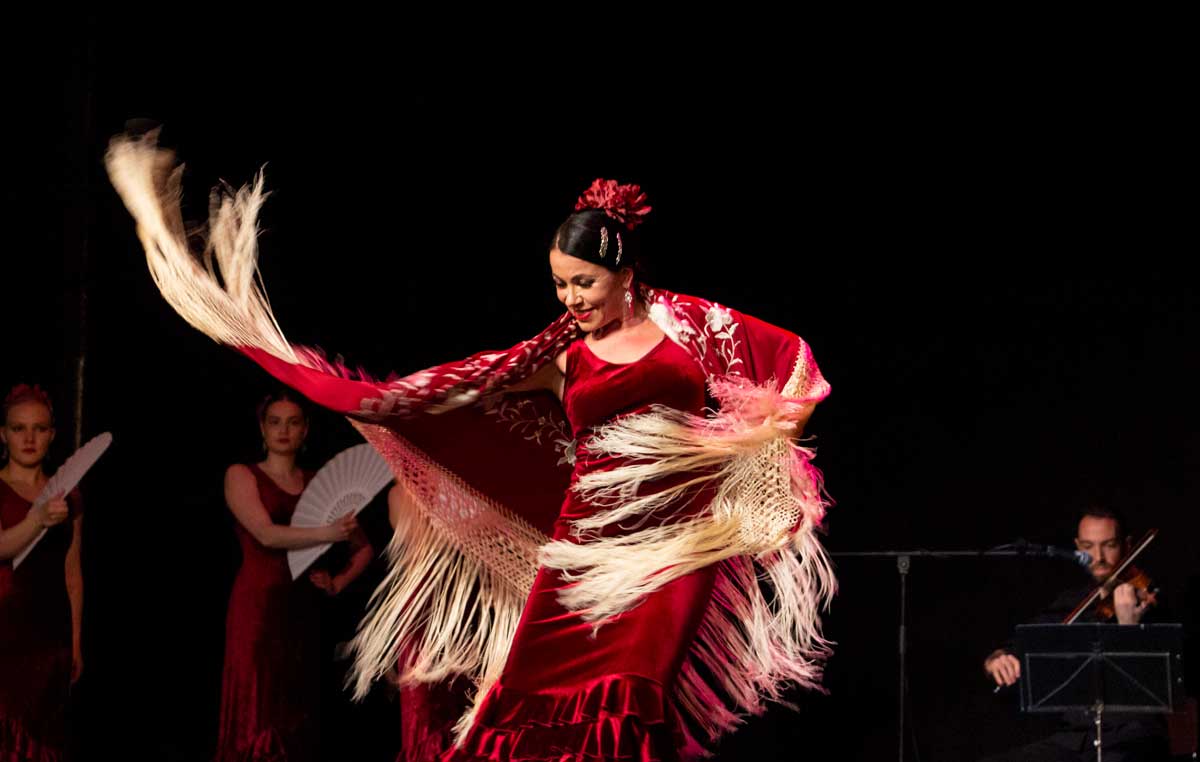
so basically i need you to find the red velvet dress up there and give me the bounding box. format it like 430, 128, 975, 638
398, 678, 467, 762
0, 480, 80, 762
447, 336, 716, 762
215, 465, 320, 762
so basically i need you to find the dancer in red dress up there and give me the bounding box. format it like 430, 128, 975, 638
108, 136, 836, 762
443, 320, 719, 761
0, 385, 83, 761
215, 390, 369, 761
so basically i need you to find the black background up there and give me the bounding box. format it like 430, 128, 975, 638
4, 15, 1195, 761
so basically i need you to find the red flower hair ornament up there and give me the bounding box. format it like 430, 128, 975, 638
4, 383, 54, 416
574, 178, 652, 231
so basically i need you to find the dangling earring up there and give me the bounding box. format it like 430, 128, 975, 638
624, 288, 634, 318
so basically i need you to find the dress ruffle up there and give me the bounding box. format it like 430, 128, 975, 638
443, 674, 676, 762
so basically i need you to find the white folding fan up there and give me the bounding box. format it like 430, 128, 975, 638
287, 443, 393, 580
13, 431, 114, 569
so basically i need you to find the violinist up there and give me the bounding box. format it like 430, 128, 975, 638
979, 506, 1170, 761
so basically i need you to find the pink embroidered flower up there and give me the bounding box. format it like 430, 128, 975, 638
574, 178, 652, 230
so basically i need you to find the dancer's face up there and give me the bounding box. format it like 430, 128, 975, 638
550, 248, 633, 333
259, 400, 307, 456
1, 401, 54, 469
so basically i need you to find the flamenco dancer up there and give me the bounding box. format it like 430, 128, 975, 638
216, 389, 370, 761
107, 133, 836, 761
0, 385, 83, 761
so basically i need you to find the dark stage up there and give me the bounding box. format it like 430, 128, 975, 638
4, 18, 1195, 762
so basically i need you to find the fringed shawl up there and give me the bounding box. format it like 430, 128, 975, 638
105, 132, 836, 751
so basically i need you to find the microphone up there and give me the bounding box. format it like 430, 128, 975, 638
1037, 544, 1093, 569
999, 540, 1092, 569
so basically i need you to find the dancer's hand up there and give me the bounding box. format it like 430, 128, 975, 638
322, 514, 359, 543
34, 495, 69, 528
71, 647, 84, 685
309, 570, 339, 596
773, 401, 817, 437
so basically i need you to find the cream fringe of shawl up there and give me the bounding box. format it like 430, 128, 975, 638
104, 132, 836, 748
538, 372, 836, 741
105, 132, 543, 736
347, 420, 545, 738
105, 132, 298, 364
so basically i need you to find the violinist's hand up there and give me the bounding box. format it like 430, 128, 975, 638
984, 649, 1021, 687
1113, 582, 1150, 624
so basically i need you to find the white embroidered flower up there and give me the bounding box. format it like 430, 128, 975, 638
651, 302, 694, 342
705, 305, 733, 333
556, 438, 577, 467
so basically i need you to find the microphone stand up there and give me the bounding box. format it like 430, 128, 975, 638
830, 545, 1079, 762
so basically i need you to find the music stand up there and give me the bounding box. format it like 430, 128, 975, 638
1015, 623, 1185, 761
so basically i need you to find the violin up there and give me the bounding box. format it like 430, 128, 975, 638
1092, 564, 1159, 621
1062, 528, 1159, 624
